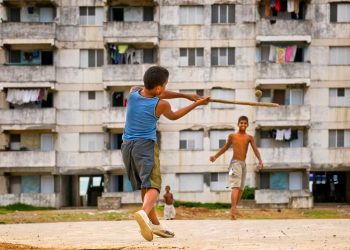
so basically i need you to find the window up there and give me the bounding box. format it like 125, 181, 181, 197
143, 7, 154, 21
210, 130, 232, 150
179, 173, 203, 192
9, 50, 21, 64
10, 134, 21, 150
111, 133, 123, 150
179, 89, 204, 108
329, 130, 350, 148
41, 92, 54, 108
330, 47, 350, 65
260, 172, 304, 190
88, 91, 96, 100
80, 49, 103, 68
41, 134, 54, 151
8, 8, 20, 22
80, 133, 104, 152
210, 88, 235, 109
179, 131, 203, 150
21, 176, 41, 193
112, 91, 125, 107
80, 7, 103, 25
180, 6, 204, 25
211, 48, 235, 66
110, 175, 133, 192
110, 7, 124, 21
179, 48, 204, 66
330, 3, 350, 23
143, 49, 155, 63
211, 4, 235, 24
329, 88, 350, 107
80, 91, 103, 110
210, 173, 229, 191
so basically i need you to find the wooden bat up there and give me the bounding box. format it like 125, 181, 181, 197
210, 98, 279, 107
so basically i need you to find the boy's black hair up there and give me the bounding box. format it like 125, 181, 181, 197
143, 66, 169, 90
238, 116, 249, 123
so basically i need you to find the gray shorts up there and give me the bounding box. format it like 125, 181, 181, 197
228, 160, 247, 190
121, 139, 161, 192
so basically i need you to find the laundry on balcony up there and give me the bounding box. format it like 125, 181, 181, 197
264, 0, 306, 21
268, 45, 297, 63
6, 88, 48, 105
110, 45, 144, 65
265, 128, 298, 141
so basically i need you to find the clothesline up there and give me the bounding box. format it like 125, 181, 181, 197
6, 88, 48, 105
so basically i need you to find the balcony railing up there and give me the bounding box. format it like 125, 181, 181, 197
0, 151, 56, 168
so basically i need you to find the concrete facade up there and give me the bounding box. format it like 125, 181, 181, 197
0, 0, 349, 208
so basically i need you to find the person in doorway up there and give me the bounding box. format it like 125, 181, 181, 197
210, 116, 263, 219
163, 185, 176, 220
121, 66, 209, 241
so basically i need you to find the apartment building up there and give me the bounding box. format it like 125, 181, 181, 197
0, 0, 349, 208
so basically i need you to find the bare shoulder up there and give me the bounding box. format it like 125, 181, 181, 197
156, 99, 171, 116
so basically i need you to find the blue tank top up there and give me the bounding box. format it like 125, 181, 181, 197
122, 90, 159, 141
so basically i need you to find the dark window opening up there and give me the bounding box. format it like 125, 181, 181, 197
112, 92, 124, 107
111, 8, 124, 21
8, 8, 21, 22
41, 51, 53, 65
143, 7, 153, 21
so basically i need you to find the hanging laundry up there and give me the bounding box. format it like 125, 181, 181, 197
276, 47, 286, 64
118, 45, 128, 54
285, 45, 297, 63
287, 0, 294, 12
270, 0, 276, 8
275, 0, 281, 12
38, 88, 45, 101
276, 129, 285, 141
284, 128, 291, 140
280, 0, 287, 12
294, 0, 300, 15
265, 0, 272, 17
269, 45, 277, 62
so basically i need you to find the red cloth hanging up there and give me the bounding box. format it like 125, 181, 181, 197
275, 0, 281, 11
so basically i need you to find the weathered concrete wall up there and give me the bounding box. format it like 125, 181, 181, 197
255, 189, 313, 208
0, 108, 56, 125
0, 151, 56, 168
0, 193, 59, 207
0, 66, 55, 82
1, 23, 56, 40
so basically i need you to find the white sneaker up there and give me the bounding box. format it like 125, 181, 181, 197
134, 210, 153, 241
151, 223, 175, 238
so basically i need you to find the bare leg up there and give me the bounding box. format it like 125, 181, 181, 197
231, 188, 240, 220
141, 188, 160, 225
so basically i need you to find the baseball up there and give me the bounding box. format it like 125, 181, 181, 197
255, 89, 262, 98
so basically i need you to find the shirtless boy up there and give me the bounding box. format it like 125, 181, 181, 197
210, 116, 263, 219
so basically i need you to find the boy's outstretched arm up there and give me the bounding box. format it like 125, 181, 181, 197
249, 135, 263, 170
210, 135, 232, 162
158, 90, 202, 101
157, 97, 209, 120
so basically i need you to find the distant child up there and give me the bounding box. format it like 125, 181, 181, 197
121, 66, 209, 241
163, 185, 176, 220
210, 116, 263, 220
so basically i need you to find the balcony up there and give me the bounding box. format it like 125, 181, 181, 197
104, 22, 159, 44
0, 108, 56, 126
256, 62, 310, 79
57, 110, 102, 126
0, 66, 55, 83
159, 108, 252, 127
160, 150, 232, 173
102, 108, 126, 129
259, 147, 311, 169
160, 25, 255, 40
256, 19, 312, 36
103, 150, 124, 171
312, 148, 350, 169
57, 152, 103, 168
255, 106, 311, 127
0, 151, 56, 168
103, 64, 155, 86
55, 26, 103, 42
0, 22, 55, 44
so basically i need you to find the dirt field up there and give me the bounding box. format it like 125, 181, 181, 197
0, 205, 350, 249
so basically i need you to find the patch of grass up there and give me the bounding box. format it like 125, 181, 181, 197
241, 186, 255, 200
301, 209, 339, 219
1, 203, 54, 211
174, 201, 231, 209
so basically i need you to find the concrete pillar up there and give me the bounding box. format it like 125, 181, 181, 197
104, 173, 110, 193
0, 175, 9, 194
72, 175, 80, 206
